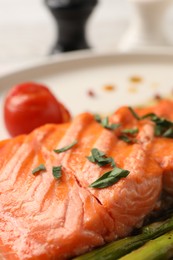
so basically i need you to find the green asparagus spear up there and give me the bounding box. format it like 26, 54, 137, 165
73, 216, 173, 260
120, 230, 173, 260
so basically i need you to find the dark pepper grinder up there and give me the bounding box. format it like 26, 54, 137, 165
45, 0, 98, 54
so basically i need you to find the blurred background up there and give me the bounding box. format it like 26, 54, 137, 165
1, 0, 173, 75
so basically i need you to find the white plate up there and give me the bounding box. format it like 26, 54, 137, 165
1, 50, 173, 140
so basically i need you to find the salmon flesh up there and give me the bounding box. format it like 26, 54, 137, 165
1, 99, 173, 259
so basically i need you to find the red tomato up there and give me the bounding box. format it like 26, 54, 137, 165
4, 82, 71, 137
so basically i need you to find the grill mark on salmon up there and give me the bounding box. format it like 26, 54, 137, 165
0, 143, 33, 193
90, 144, 162, 237
1, 167, 115, 259
136, 100, 173, 196
0, 101, 171, 259
111, 99, 173, 196
0, 137, 25, 182
0, 119, 118, 259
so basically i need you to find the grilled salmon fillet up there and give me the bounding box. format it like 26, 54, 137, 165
1, 99, 172, 259
111, 99, 173, 196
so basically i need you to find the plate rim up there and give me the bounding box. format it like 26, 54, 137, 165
1, 48, 173, 139
1, 49, 173, 82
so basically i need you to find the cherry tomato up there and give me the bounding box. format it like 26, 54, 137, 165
4, 82, 71, 137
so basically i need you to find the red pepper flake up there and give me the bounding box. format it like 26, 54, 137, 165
103, 85, 115, 92
154, 94, 162, 100
87, 89, 96, 97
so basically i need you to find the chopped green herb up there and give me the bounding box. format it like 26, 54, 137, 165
87, 148, 105, 163
120, 135, 135, 143
52, 166, 62, 179
142, 113, 173, 127
128, 107, 173, 139
110, 159, 116, 168
162, 128, 173, 138
87, 148, 116, 167
120, 128, 138, 143
54, 140, 77, 153
141, 113, 157, 120
128, 107, 141, 120
106, 123, 120, 130
94, 114, 120, 130
142, 114, 173, 137
101, 117, 109, 127
87, 148, 130, 189
87, 155, 96, 163
32, 164, 46, 175
94, 114, 102, 123
87, 155, 95, 163
122, 128, 139, 135
89, 167, 130, 189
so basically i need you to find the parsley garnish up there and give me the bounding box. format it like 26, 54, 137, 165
32, 164, 46, 175
122, 128, 139, 135
120, 135, 135, 143
87, 148, 116, 167
162, 128, 173, 138
52, 166, 62, 179
54, 140, 77, 153
88, 149, 130, 188
128, 107, 141, 120
142, 114, 173, 137
94, 114, 102, 122
94, 114, 120, 130
120, 127, 139, 143
129, 107, 173, 139
89, 167, 130, 189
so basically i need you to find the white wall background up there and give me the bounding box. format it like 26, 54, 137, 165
0, 0, 173, 73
